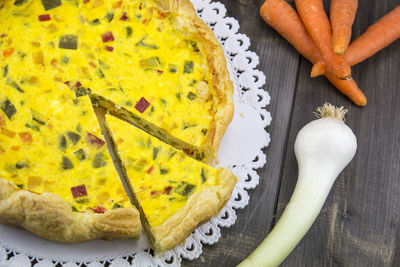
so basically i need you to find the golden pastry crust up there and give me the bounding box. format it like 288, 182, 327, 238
159, 0, 235, 160
0, 178, 141, 242
149, 168, 237, 252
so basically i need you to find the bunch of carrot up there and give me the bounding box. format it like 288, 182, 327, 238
260, 0, 400, 106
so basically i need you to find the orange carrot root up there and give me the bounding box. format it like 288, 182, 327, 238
260, 0, 366, 106
345, 6, 400, 66
330, 0, 358, 55
312, 5, 400, 76
260, 0, 321, 63
295, 0, 351, 80
326, 73, 366, 106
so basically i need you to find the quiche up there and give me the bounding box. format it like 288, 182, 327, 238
0, 0, 235, 248
105, 114, 237, 252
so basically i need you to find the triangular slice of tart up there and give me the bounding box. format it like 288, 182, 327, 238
105, 114, 237, 252
0, 88, 140, 242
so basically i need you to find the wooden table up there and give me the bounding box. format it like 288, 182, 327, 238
184, 0, 400, 266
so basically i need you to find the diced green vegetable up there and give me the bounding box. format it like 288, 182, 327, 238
201, 129, 208, 135
112, 203, 122, 209
194, 152, 205, 161
168, 64, 177, 73
41, 0, 62, 11
15, 161, 27, 169
75, 87, 88, 97
67, 131, 81, 145
126, 27, 133, 37
176, 93, 181, 101
1, 99, 17, 120
106, 12, 114, 22
58, 134, 67, 152
175, 182, 195, 197
185, 40, 200, 52
90, 19, 101, 25
93, 152, 107, 168
183, 61, 194, 73
72, 206, 78, 212
3, 65, 8, 78
160, 99, 167, 107
139, 57, 161, 69
14, 0, 27, 6
189, 79, 197, 86
31, 110, 45, 125
201, 168, 207, 183
74, 148, 87, 161
187, 92, 197, 101
153, 147, 159, 160
59, 35, 78, 50
25, 123, 40, 132
136, 37, 158, 49
17, 184, 24, 189
97, 68, 105, 78
7, 78, 24, 93
61, 56, 70, 64
160, 168, 169, 175
62, 156, 74, 170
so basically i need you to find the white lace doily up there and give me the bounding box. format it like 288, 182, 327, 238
0, 1, 271, 266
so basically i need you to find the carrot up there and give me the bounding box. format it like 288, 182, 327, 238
345, 5, 400, 66
295, 0, 351, 80
311, 61, 327, 77
330, 0, 358, 55
260, 0, 366, 106
260, 0, 321, 63
312, 5, 400, 76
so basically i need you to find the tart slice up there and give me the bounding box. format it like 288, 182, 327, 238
0, 89, 140, 242
105, 114, 237, 252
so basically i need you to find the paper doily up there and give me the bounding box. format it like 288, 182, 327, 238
0, 0, 271, 266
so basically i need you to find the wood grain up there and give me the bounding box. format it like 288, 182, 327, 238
184, 0, 400, 266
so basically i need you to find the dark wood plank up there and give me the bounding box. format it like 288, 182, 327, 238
183, 0, 302, 265
276, 1, 400, 266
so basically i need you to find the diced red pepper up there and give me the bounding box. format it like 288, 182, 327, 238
101, 31, 115, 42
83, 0, 90, 3
156, 70, 163, 75
19, 132, 33, 143
75, 81, 82, 88
71, 184, 87, 198
163, 186, 172, 195
89, 61, 97, 68
90, 206, 107, 213
0, 34, 6, 38
183, 148, 194, 156
112, 1, 122, 8
105, 46, 114, 52
0, 114, 6, 127
64, 81, 70, 86
38, 14, 51, 21
146, 166, 154, 174
120, 12, 128, 21
135, 97, 150, 113
85, 132, 105, 149
3, 47, 15, 58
